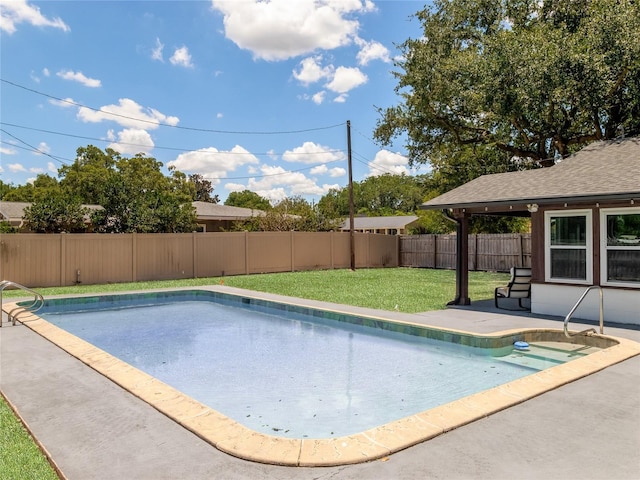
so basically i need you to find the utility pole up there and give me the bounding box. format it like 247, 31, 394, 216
347, 120, 355, 271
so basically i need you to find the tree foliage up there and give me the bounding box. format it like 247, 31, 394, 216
318, 174, 427, 218
20, 146, 198, 233
22, 190, 89, 233
188, 173, 219, 203
233, 195, 342, 232
1, 174, 59, 202
225, 190, 272, 211
375, 0, 640, 166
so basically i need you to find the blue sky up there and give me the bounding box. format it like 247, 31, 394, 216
1, 0, 429, 204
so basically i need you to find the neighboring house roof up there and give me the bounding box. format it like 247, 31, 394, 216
192, 201, 265, 220
341, 215, 419, 230
0, 201, 31, 224
422, 136, 640, 210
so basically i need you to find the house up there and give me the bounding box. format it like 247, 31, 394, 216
422, 136, 640, 325
0, 201, 31, 228
0, 201, 103, 230
192, 201, 265, 232
340, 215, 419, 235
0, 200, 263, 233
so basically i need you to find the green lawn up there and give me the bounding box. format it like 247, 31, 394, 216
0, 396, 59, 480
3, 268, 509, 313
1, 267, 509, 478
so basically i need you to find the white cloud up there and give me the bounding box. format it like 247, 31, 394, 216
325, 66, 367, 93
311, 91, 326, 104
170, 46, 194, 68
49, 97, 76, 108
0, 146, 17, 155
328, 166, 346, 177
367, 149, 409, 176
224, 182, 246, 193
0, 0, 70, 34
57, 70, 102, 88
167, 145, 260, 184
293, 56, 333, 85
309, 164, 344, 177
34, 142, 50, 155
8, 163, 27, 172
211, 0, 370, 61
282, 141, 345, 164
107, 128, 155, 155
355, 39, 391, 65
47, 162, 57, 173
43, 67, 50, 77
333, 93, 348, 103
151, 37, 164, 61
29, 166, 44, 174
77, 98, 179, 130
246, 164, 326, 199
310, 164, 328, 175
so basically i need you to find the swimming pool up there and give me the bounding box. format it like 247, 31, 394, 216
11, 287, 639, 466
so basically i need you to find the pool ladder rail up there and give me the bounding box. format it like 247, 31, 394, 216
564, 285, 604, 338
0, 280, 44, 327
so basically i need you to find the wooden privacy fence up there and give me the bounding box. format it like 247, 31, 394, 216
1, 232, 530, 288
400, 233, 531, 272
0, 231, 399, 288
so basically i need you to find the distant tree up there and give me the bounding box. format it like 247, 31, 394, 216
0, 221, 17, 233
0, 180, 16, 200
87, 152, 197, 233
59, 146, 120, 204
23, 190, 89, 233
318, 174, 426, 218
1, 174, 59, 202
188, 173, 219, 203
233, 195, 342, 232
225, 190, 272, 211
375, 0, 640, 166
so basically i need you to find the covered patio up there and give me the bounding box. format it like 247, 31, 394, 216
422, 137, 640, 325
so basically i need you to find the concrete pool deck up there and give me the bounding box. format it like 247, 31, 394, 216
1, 286, 639, 479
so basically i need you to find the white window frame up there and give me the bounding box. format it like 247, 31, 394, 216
545, 209, 593, 284
600, 207, 640, 288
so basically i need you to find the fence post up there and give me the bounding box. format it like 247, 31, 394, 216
192, 231, 197, 278
330, 231, 335, 269
291, 231, 295, 272
244, 231, 250, 275
474, 234, 478, 272
432, 234, 437, 268
59, 233, 65, 286
132, 232, 137, 282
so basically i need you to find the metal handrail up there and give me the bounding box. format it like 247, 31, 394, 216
563, 285, 603, 338
0, 280, 44, 327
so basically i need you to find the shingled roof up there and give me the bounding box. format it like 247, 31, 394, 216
422, 136, 640, 210
192, 201, 265, 219
341, 215, 419, 231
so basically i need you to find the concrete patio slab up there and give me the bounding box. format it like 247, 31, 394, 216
2, 287, 639, 479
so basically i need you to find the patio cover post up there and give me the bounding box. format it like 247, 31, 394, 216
448, 210, 470, 306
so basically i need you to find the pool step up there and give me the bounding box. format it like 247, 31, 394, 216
495, 342, 600, 371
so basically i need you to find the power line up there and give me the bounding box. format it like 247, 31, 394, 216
0, 129, 69, 165
1, 78, 346, 135
0, 122, 346, 157
199, 158, 345, 181
0, 128, 346, 182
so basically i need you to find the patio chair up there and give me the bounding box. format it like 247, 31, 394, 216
494, 267, 531, 310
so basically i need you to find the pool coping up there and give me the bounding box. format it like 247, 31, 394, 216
6, 287, 640, 467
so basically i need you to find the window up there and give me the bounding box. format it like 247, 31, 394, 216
600, 207, 640, 287
545, 210, 592, 284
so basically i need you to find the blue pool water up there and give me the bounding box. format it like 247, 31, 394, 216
38, 292, 579, 439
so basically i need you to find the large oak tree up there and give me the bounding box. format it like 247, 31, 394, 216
375, 0, 640, 169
